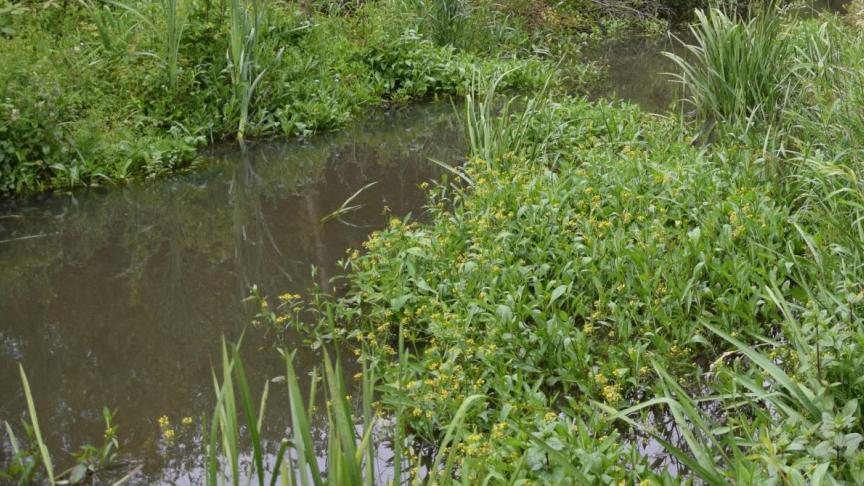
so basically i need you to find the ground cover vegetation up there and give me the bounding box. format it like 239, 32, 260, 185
268, 3, 863, 483
0, 0, 674, 194
5, 0, 864, 485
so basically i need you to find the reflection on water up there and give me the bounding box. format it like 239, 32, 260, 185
585, 34, 688, 113
0, 102, 463, 482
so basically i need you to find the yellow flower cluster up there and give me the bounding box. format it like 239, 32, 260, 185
492, 422, 508, 439
457, 432, 491, 457
158, 415, 175, 441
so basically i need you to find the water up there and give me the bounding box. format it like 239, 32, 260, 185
0, 102, 463, 482
584, 34, 689, 113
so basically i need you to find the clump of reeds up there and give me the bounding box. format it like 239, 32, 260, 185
665, 3, 790, 128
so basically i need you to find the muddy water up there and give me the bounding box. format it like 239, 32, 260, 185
585, 34, 688, 113
0, 102, 463, 482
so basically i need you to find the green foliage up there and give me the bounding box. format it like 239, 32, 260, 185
203, 336, 487, 485
8, 2, 864, 485
461, 69, 556, 163
410, 0, 470, 47
280, 16, 864, 476
305, 94, 805, 481
0, 0, 553, 194
227, 0, 264, 141
665, 2, 791, 128
783, 18, 864, 156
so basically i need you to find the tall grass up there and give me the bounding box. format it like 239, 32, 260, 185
101, 0, 187, 92
665, 3, 791, 129
785, 19, 864, 154
161, 0, 187, 92
205, 337, 486, 484
418, 0, 469, 47
605, 296, 864, 484
460, 69, 557, 164
227, 0, 267, 141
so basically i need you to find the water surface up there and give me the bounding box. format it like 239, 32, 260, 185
585, 33, 688, 113
0, 102, 463, 482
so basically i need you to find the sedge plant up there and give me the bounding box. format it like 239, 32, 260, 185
665, 2, 791, 130
227, 0, 268, 142
205, 335, 486, 485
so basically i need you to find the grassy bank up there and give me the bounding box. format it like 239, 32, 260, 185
0, 1, 529, 193
0, 0, 674, 195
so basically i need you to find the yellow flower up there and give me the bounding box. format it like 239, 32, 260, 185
602, 384, 622, 404
162, 428, 175, 441
181, 416, 193, 426
158, 415, 170, 428
492, 422, 507, 439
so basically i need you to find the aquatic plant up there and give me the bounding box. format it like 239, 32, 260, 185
205, 336, 486, 485
2, 367, 134, 485
665, 3, 790, 129
294, 48, 864, 480
227, 0, 266, 141
460, 68, 557, 164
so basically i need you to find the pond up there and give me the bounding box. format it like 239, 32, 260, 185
0, 102, 463, 482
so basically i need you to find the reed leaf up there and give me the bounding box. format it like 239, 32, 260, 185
19, 364, 54, 484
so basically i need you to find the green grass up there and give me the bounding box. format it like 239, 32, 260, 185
0, 0, 568, 194
665, 2, 791, 130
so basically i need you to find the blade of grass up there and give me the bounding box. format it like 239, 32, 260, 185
426, 394, 485, 485
19, 364, 54, 484
232, 344, 266, 486
702, 322, 821, 419
283, 350, 322, 485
